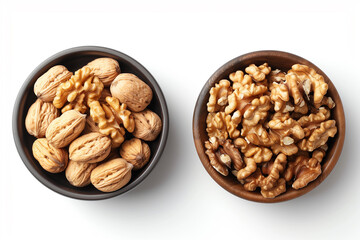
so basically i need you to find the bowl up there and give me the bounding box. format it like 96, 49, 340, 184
13, 46, 169, 200
193, 50, 345, 203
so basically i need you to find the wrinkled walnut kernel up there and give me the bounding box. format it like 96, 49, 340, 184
204, 62, 337, 199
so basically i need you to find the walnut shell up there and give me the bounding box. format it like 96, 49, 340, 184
32, 138, 68, 173
90, 158, 133, 192
132, 109, 162, 141
110, 73, 153, 112
83, 116, 100, 134
120, 138, 151, 170
65, 160, 97, 187
25, 99, 59, 138
69, 132, 111, 163
87, 58, 120, 86
34, 65, 72, 102
45, 110, 86, 148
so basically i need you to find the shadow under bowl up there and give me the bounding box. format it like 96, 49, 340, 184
193, 50, 345, 203
13, 46, 169, 200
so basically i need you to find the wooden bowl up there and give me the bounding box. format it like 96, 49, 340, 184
193, 50, 345, 203
13, 46, 169, 200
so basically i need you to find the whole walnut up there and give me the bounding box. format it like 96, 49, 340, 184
120, 138, 151, 170
110, 73, 153, 112
45, 110, 86, 148
65, 160, 97, 187
87, 58, 120, 86
90, 158, 133, 192
32, 138, 68, 173
25, 98, 59, 138
132, 109, 162, 141
34, 65, 72, 102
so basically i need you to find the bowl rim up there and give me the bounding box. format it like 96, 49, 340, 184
193, 50, 345, 203
12, 46, 169, 200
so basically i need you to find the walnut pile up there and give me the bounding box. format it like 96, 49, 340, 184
205, 63, 337, 199
26, 57, 163, 193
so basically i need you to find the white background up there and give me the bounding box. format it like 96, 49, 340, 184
1, 0, 359, 239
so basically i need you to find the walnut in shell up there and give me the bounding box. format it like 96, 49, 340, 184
34, 65, 72, 102
32, 138, 68, 173
87, 58, 120, 86
65, 160, 97, 187
120, 138, 151, 170
110, 73, 153, 112
132, 109, 162, 141
25, 98, 59, 138
45, 110, 86, 148
69, 132, 111, 163
90, 158, 133, 192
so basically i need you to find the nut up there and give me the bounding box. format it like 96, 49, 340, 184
65, 160, 97, 187
69, 132, 111, 163
298, 120, 337, 152
53, 66, 104, 113
83, 115, 100, 134
34, 65, 72, 102
89, 101, 125, 148
87, 58, 120, 86
45, 110, 86, 148
245, 63, 271, 82
260, 178, 286, 199
25, 98, 59, 138
110, 73, 153, 112
132, 109, 162, 141
207, 79, 232, 112
204, 140, 229, 176
242, 95, 271, 126
120, 138, 151, 170
204, 62, 337, 199
105, 96, 135, 133
288, 64, 328, 104
32, 138, 68, 173
90, 158, 133, 192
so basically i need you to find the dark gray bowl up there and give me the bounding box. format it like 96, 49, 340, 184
13, 46, 169, 200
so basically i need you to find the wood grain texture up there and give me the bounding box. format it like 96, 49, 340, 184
193, 50, 345, 203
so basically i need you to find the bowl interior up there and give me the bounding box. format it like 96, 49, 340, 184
193, 50, 345, 203
13, 47, 168, 200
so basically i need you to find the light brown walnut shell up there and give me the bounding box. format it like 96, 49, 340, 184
45, 110, 86, 148
132, 109, 162, 141
69, 132, 111, 163
90, 158, 133, 192
120, 138, 151, 170
34, 65, 72, 102
65, 160, 97, 187
110, 73, 152, 112
87, 58, 120, 86
25, 98, 59, 138
32, 138, 68, 173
